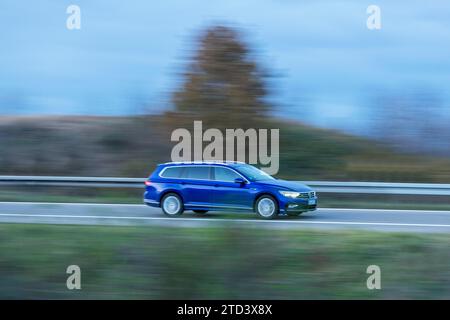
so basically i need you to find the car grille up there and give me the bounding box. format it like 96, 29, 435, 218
298, 191, 316, 198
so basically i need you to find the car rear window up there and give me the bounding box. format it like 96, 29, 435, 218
184, 166, 211, 180
160, 166, 184, 178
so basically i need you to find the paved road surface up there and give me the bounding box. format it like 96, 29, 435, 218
1, 202, 450, 233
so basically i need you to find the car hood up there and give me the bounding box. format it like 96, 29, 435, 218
254, 179, 312, 192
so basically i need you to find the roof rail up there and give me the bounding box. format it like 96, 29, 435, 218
162, 160, 246, 165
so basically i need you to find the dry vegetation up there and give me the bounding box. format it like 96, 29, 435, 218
1, 115, 450, 182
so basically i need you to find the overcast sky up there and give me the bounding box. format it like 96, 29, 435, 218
1, 0, 449, 133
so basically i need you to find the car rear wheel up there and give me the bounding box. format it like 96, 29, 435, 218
193, 210, 208, 214
161, 193, 184, 216
255, 195, 278, 219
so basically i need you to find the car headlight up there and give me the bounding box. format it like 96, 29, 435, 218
279, 191, 300, 198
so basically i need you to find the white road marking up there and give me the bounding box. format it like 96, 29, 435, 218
1, 213, 450, 228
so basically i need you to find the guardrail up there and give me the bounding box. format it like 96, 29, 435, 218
1, 176, 450, 195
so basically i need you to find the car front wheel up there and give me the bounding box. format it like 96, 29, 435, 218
255, 195, 278, 219
161, 193, 184, 216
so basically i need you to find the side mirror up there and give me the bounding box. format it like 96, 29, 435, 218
234, 177, 247, 185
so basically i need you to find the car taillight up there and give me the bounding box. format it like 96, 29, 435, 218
144, 180, 152, 186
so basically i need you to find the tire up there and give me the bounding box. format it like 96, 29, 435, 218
255, 195, 278, 219
161, 193, 184, 216
193, 210, 208, 214
287, 212, 304, 217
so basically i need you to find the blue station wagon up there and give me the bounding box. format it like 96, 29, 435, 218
144, 162, 318, 219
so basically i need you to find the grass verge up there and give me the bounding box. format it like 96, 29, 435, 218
1, 223, 450, 299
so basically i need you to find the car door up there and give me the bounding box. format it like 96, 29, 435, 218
210, 166, 254, 210
179, 166, 215, 207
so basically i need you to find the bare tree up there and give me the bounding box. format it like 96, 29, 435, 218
171, 25, 272, 130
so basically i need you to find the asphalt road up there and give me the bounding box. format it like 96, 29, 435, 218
1, 202, 450, 233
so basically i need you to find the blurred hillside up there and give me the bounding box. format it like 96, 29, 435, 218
1, 115, 450, 183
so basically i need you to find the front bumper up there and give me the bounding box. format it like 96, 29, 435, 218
279, 196, 318, 214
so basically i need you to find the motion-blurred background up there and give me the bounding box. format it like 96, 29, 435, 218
1, 0, 450, 181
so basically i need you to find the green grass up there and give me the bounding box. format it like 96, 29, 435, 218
1, 223, 450, 299
0, 190, 141, 204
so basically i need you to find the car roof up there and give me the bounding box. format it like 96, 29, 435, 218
160, 161, 245, 168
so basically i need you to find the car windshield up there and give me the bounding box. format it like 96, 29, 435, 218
235, 164, 275, 182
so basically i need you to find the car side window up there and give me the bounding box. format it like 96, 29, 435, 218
214, 167, 241, 182
183, 166, 211, 180
160, 166, 184, 178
